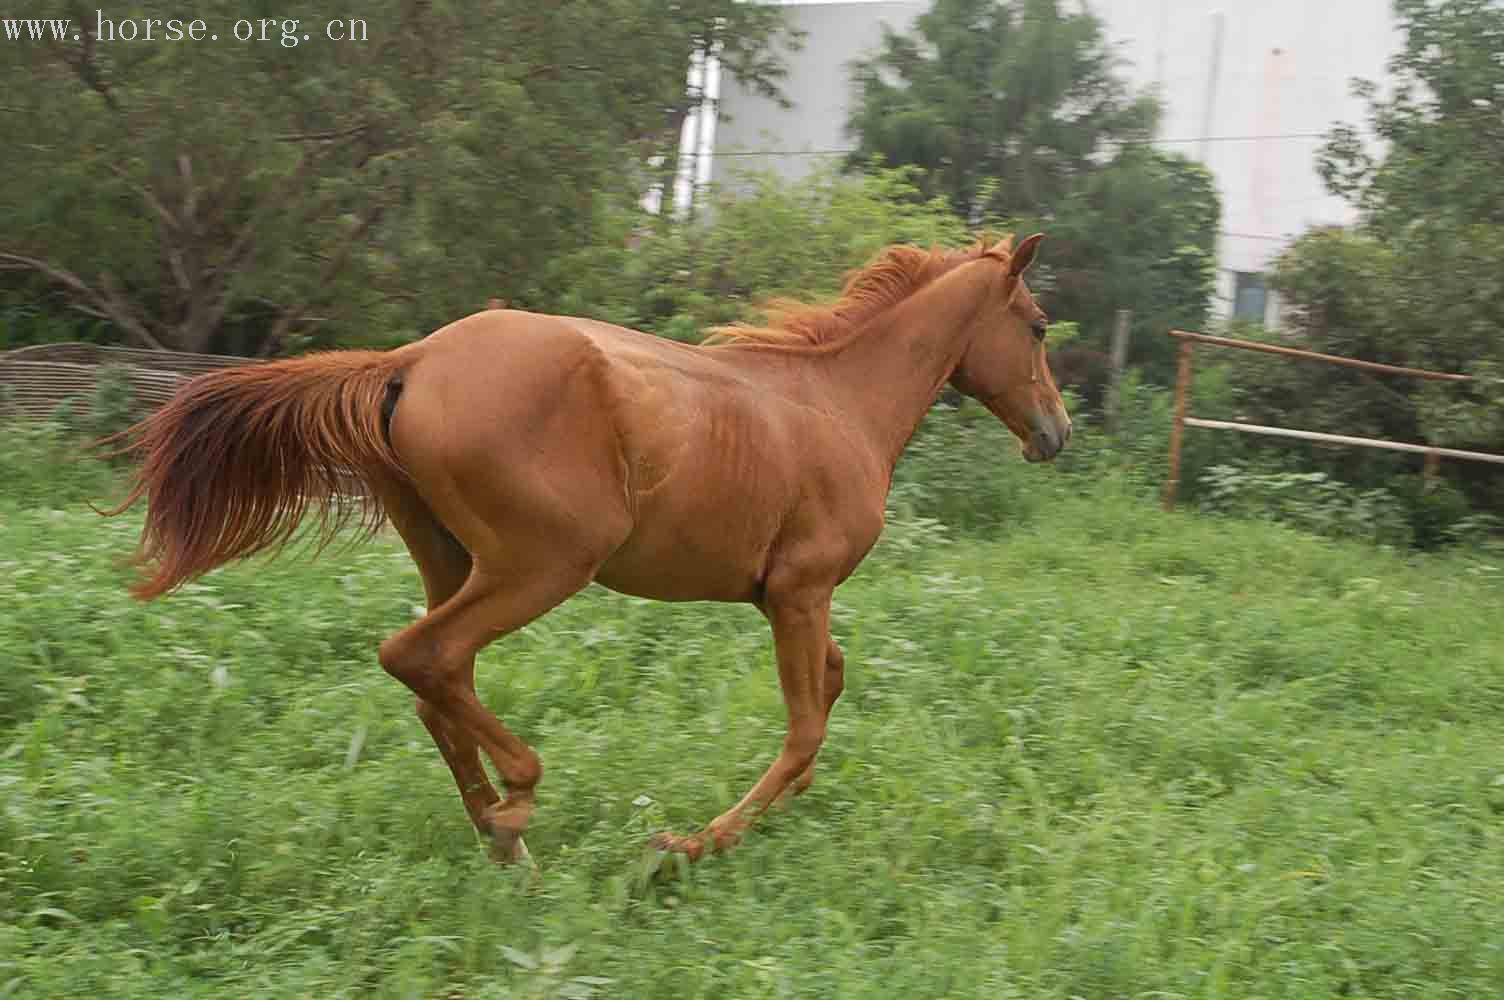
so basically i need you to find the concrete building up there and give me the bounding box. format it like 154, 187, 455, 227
678, 0, 1401, 326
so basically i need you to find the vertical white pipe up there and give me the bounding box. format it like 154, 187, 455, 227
696, 41, 723, 195
672, 48, 707, 218
1198, 10, 1226, 164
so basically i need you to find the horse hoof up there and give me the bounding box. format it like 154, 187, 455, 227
638, 840, 695, 887
488, 829, 532, 866
648, 831, 705, 861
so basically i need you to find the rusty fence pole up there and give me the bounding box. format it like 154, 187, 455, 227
1163, 339, 1195, 511
1423, 449, 1441, 492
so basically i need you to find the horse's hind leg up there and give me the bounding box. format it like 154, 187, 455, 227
779, 637, 845, 803
381, 489, 502, 834
378, 559, 596, 862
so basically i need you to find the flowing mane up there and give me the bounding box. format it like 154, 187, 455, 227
703, 236, 1016, 350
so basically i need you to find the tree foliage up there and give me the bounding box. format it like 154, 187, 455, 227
1038, 146, 1220, 386
0, 0, 790, 355
846, 0, 1158, 223
1239, 0, 1504, 513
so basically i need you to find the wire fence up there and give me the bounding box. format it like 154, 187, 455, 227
0, 342, 260, 423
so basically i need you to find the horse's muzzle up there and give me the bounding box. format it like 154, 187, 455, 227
1023, 414, 1072, 463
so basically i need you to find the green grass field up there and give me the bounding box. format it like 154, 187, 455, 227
3, 479, 1503, 998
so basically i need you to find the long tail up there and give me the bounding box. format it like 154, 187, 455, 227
100, 349, 411, 600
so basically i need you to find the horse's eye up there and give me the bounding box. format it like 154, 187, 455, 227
1031, 319, 1048, 340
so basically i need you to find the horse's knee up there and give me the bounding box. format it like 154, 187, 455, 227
379, 629, 419, 682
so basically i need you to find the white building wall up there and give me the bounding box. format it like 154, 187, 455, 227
1096, 1, 1400, 322
703, 0, 1401, 325
707, 1, 928, 190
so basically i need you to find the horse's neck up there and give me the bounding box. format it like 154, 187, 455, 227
818, 265, 988, 469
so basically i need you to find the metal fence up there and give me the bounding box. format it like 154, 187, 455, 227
1162, 329, 1504, 510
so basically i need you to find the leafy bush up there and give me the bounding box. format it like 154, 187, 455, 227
1387, 473, 1484, 551
0, 420, 119, 508
0, 368, 134, 507
0, 286, 113, 349
43, 363, 140, 443
1200, 463, 1413, 547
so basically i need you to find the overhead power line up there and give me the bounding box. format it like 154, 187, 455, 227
708, 132, 1334, 158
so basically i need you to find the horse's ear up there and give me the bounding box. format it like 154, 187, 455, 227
1009, 233, 1044, 277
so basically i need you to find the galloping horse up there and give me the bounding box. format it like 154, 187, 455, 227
104, 234, 1070, 863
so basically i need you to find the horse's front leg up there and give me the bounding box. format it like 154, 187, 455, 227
654, 589, 832, 860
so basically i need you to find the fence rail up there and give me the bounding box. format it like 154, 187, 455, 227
1, 341, 262, 375
0, 359, 187, 422
0, 343, 262, 423
1164, 329, 1474, 383
1163, 329, 1501, 509
0, 343, 383, 498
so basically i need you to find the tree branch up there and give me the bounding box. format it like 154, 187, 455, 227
50, 5, 124, 115
258, 203, 387, 356
274, 123, 370, 143
105, 163, 180, 233
0, 252, 165, 350
97, 271, 167, 350
215, 145, 324, 280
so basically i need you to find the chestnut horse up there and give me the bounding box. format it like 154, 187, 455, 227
104, 235, 1070, 863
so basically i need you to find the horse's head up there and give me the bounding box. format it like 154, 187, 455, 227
949, 234, 1072, 463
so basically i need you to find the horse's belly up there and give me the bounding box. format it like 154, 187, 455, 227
593, 520, 770, 603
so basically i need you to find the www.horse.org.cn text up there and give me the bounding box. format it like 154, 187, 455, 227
3, 13, 370, 47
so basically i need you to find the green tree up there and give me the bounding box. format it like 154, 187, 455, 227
846, 0, 1158, 224
1299, 0, 1504, 421
844, 0, 1216, 387
1039, 146, 1220, 385
1238, 0, 1504, 515
1314, 0, 1504, 384
0, 0, 790, 355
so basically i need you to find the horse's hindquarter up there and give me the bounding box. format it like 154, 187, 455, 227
387, 313, 637, 569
